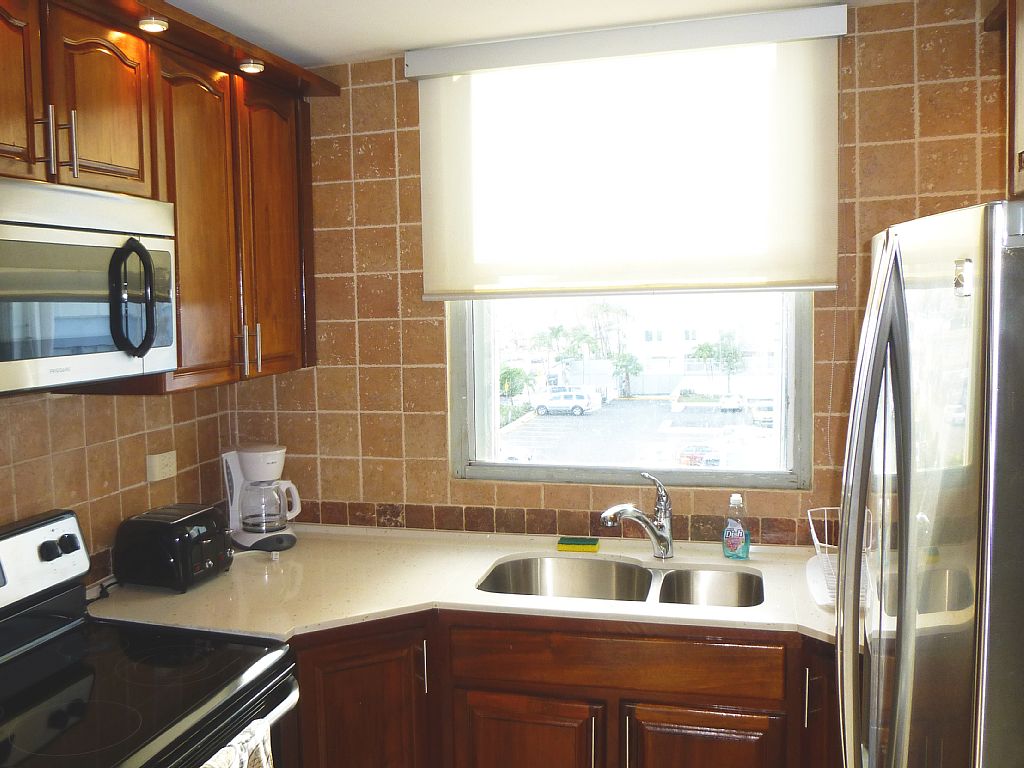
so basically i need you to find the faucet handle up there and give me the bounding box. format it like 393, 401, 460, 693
640, 472, 671, 516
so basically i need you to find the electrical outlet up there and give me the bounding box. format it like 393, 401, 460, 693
146, 450, 177, 482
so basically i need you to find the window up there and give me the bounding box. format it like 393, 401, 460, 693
412, 8, 842, 488
449, 292, 812, 488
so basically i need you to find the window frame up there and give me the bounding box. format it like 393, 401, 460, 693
447, 293, 814, 489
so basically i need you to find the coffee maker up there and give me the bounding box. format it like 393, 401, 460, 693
222, 443, 302, 552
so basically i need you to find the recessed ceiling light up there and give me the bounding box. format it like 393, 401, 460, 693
138, 14, 169, 33
239, 58, 265, 74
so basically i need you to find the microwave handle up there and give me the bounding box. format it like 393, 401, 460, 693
108, 237, 157, 357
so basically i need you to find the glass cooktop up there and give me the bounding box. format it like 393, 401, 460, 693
0, 620, 285, 768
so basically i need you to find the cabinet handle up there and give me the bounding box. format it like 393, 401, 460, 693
421, 639, 428, 695
67, 109, 80, 178
255, 322, 263, 372
590, 716, 596, 768
33, 104, 57, 176
804, 666, 810, 728
238, 324, 250, 376
1018, 150, 1024, 172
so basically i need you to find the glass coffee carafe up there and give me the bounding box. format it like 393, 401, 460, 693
239, 480, 301, 534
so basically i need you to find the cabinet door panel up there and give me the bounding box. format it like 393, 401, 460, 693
625, 703, 784, 768
235, 77, 303, 377
153, 49, 239, 390
298, 630, 428, 768
45, 5, 154, 196
454, 689, 602, 768
0, 0, 44, 180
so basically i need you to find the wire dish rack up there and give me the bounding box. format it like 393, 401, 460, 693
807, 506, 868, 607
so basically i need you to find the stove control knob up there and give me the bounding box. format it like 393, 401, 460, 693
38, 540, 62, 562
58, 533, 81, 554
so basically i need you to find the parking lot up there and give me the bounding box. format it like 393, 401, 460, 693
498, 398, 780, 469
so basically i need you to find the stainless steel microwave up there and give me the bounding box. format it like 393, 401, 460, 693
0, 178, 177, 393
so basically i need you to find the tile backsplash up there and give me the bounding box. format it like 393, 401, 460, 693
0, 0, 1006, 582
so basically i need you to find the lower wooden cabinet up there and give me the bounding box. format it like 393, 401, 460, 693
295, 619, 430, 768
623, 702, 784, 768
293, 610, 838, 768
453, 689, 603, 768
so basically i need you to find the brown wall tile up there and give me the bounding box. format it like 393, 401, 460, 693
360, 366, 403, 411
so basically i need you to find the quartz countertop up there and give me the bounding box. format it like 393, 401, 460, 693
88, 524, 837, 643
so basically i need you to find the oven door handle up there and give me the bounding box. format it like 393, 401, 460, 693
265, 676, 299, 728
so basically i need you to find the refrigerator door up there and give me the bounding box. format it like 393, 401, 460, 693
892, 205, 985, 767
837, 229, 912, 768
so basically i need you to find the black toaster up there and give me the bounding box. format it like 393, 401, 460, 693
113, 504, 233, 592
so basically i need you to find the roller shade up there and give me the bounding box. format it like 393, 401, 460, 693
410, 9, 843, 300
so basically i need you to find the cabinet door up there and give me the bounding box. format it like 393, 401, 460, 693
454, 689, 603, 768
297, 629, 429, 768
152, 48, 240, 390
0, 0, 45, 180
235, 77, 303, 377
623, 703, 784, 768
44, 4, 154, 196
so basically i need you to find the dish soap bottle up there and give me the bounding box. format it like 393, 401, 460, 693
722, 493, 750, 560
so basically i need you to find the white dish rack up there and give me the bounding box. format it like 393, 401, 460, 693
806, 506, 868, 608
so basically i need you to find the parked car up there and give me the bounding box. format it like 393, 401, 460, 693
718, 394, 745, 413
535, 392, 593, 416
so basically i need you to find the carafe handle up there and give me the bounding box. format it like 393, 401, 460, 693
278, 480, 302, 520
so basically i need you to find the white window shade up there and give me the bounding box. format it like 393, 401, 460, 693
417, 35, 839, 300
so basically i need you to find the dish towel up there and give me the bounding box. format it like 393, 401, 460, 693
200, 717, 274, 768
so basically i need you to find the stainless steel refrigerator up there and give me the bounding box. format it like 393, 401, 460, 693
836, 201, 1024, 768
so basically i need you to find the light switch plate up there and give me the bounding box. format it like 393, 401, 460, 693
146, 450, 177, 482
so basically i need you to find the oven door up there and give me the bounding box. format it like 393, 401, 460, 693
0, 223, 176, 393
146, 662, 300, 768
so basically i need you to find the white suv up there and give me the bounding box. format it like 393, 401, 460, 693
535, 392, 593, 416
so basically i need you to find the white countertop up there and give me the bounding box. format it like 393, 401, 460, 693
88, 524, 837, 643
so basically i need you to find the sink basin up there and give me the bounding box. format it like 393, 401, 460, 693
658, 568, 765, 607
477, 556, 653, 601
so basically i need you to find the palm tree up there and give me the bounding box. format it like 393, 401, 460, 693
612, 352, 642, 397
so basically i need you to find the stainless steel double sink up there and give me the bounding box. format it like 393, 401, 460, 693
477, 555, 764, 608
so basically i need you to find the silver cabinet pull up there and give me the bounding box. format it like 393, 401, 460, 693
422, 639, 428, 695
255, 322, 263, 372
66, 109, 79, 178
804, 666, 810, 728
238, 324, 250, 377
590, 716, 596, 768
33, 104, 57, 176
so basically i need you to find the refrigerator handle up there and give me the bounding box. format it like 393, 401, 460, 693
836, 231, 904, 768
883, 241, 914, 768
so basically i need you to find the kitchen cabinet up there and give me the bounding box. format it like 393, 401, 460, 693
453, 689, 603, 768
44, 4, 155, 196
294, 615, 432, 768
0, 0, 45, 181
151, 47, 241, 391
234, 77, 305, 378
623, 702, 784, 768
440, 611, 806, 768
801, 637, 840, 768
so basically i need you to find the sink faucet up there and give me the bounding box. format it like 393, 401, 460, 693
600, 472, 673, 559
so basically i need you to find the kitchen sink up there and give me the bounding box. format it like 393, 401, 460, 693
477, 556, 653, 601
658, 568, 765, 607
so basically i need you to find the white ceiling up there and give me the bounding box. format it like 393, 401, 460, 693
168, 0, 848, 68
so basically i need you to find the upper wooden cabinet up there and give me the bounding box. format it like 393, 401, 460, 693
152, 47, 241, 391
0, 0, 45, 181
44, 4, 154, 196
235, 77, 304, 378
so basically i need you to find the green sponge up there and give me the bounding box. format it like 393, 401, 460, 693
556, 536, 600, 552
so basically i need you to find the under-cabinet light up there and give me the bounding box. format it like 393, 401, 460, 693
239, 58, 266, 74
138, 14, 169, 33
